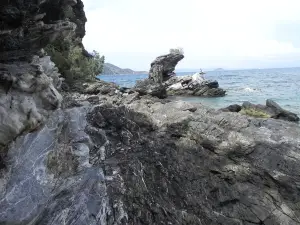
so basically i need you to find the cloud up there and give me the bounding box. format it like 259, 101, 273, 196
82, 0, 300, 70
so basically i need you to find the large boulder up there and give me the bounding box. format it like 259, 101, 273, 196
266, 99, 300, 122
165, 73, 226, 97
149, 53, 184, 83
133, 79, 167, 99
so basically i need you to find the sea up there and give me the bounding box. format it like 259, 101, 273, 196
98, 67, 300, 114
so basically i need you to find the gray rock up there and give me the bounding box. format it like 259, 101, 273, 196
2, 0, 300, 224
166, 74, 226, 97
1, 91, 300, 224
133, 79, 167, 99
2, 96, 300, 224
0, 56, 62, 147
266, 99, 299, 122
149, 53, 184, 83
0, 0, 80, 147
221, 104, 242, 112
240, 99, 299, 122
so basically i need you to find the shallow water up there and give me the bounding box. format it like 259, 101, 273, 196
98, 68, 300, 114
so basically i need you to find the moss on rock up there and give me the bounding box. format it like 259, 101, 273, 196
240, 108, 271, 118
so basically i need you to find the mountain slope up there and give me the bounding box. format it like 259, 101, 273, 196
102, 63, 147, 75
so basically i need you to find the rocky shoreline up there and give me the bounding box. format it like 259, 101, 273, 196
133, 53, 226, 99
1, 1, 300, 225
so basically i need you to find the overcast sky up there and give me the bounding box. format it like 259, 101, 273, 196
82, 0, 300, 71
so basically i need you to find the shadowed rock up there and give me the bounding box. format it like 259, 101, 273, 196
220, 104, 242, 112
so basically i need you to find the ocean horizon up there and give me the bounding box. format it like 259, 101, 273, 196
98, 67, 300, 114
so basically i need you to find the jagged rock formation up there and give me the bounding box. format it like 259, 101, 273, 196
134, 54, 225, 98
165, 72, 226, 97
1, 87, 300, 224
149, 53, 184, 83
222, 99, 299, 122
0, 0, 77, 149
133, 53, 184, 98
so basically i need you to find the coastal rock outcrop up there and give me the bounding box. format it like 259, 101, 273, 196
222, 99, 299, 122
2, 1, 300, 225
165, 72, 226, 97
133, 53, 183, 98
134, 53, 226, 98
149, 53, 184, 83
1, 88, 300, 224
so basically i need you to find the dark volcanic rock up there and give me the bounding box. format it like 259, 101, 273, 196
221, 104, 242, 112
0, 1, 76, 62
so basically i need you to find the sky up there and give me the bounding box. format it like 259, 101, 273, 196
82, 0, 300, 71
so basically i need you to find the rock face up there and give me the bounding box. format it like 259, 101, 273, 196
2, 90, 300, 224
224, 99, 300, 122
149, 53, 184, 83
0, 0, 76, 62
0, 1, 75, 147
165, 72, 226, 97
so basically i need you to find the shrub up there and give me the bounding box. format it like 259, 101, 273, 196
45, 38, 105, 83
169, 47, 184, 55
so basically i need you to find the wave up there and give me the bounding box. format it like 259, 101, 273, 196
240, 87, 261, 92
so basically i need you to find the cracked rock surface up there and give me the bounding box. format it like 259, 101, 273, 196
1, 90, 300, 224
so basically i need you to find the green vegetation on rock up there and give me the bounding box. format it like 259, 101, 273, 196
45, 37, 105, 83
240, 108, 271, 118
169, 47, 184, 55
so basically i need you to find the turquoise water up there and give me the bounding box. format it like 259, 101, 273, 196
98, 68, 300, 114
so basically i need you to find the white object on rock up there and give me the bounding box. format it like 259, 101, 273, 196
192, 72, 205, 84
167, 82, 183, 90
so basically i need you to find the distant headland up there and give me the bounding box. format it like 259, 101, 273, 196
102, 63, 147, 75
